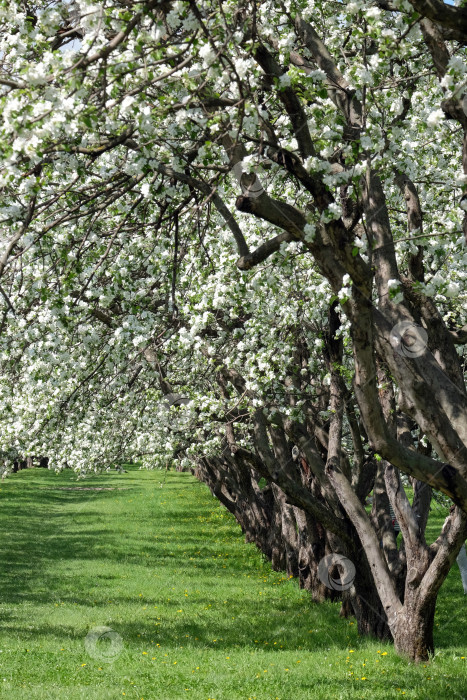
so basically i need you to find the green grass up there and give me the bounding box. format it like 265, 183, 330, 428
0, 467, 465, 700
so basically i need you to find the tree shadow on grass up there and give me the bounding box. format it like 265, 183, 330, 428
0, 468, 465, 668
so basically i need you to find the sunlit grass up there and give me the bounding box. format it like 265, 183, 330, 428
0, 467, 465, 699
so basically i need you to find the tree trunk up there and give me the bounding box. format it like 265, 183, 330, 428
457, 543, 467, 594
294, 508, 334, 601
393, 592, 436, 662
349, 553, 392, 640
271, 484, 299, 577
194, 454, 286, 568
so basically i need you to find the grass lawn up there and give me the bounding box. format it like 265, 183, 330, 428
0, 466, 465, 700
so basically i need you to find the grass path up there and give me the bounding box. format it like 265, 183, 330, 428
0, 466, 465, 699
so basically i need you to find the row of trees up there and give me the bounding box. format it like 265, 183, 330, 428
0, 0, 466, 661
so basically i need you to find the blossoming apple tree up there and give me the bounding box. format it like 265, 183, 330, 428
0, 0, 467, 660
